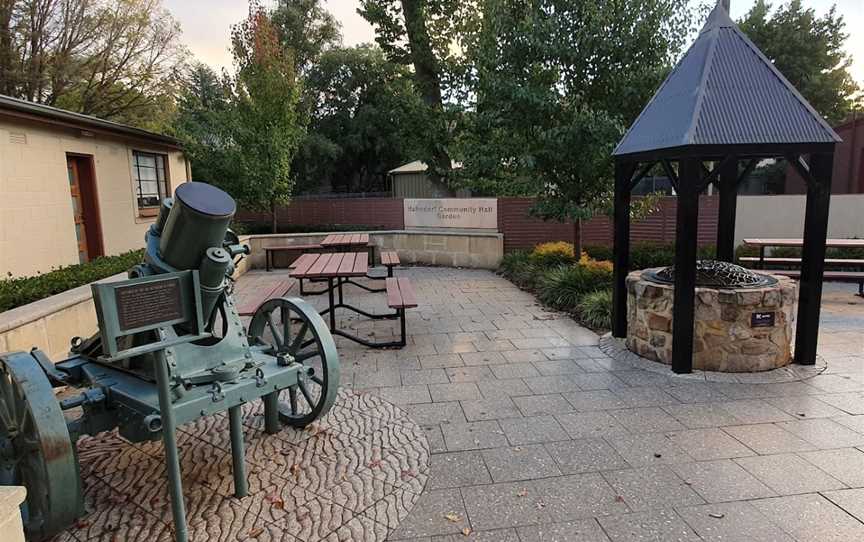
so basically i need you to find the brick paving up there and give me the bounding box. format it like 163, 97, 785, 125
56, 268, 864, 541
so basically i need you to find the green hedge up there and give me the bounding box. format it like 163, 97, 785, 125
0, 250, 143, 312
583, 242, 716, 270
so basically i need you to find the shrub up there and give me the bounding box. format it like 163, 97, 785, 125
499, 251, 543, 289
586, 242, 716, 270
532, 241, 577, 267
537, 264, 613, 310
577, 289, 613, 330
0, 250, 144, 312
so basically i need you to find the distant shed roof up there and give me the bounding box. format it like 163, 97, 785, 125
389, 160, 463, 174
613, 2, 840, 158
0, 94, 181, 147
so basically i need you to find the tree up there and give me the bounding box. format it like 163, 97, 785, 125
454, 0, 694, 255
293, 45, 424, 194
739, 0, 860, 124
229, 2, 305, 232
0, 0, 187, 131
270, 0, 341, 75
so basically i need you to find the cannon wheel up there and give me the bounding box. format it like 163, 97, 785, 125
248, 297, 340, 428
0, 351, 81, 541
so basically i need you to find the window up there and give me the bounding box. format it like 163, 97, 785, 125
132, 151, 169, 208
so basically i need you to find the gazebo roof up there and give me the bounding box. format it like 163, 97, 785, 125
613, 2, 840, 158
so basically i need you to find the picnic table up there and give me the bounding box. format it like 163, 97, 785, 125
290, 252, 416, 347
321, 233, 374, 264
742, 238, 864, 296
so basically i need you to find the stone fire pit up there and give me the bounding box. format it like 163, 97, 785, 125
626, 261, 797, 372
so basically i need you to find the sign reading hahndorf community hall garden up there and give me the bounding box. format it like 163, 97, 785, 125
404, 199, 498, 231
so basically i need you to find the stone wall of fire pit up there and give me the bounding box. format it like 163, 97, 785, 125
625, 270, 797, 372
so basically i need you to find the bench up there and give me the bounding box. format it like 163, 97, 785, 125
385, 277, 418, 347
237, 279, 294, 316
380, 251, 401, 277
739, 257, 864, 267
264, 244, 323, 271
760, 269, 864, 297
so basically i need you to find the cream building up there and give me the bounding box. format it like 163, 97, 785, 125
0, 95, 189, 278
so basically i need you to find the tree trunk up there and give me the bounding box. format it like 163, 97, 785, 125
270, 199, 278, 234
400, 0, 443, 108
573, 218, 583, 260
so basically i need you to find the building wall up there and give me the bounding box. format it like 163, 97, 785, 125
0, 118, 187, 278
786, 117, 864, 195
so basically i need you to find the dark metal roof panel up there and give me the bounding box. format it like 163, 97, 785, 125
0, 94, 181, 147
614, 3, 840, 157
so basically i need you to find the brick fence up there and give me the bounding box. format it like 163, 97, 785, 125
238, 196, 720, 252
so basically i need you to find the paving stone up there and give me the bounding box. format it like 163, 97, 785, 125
501, 349, 547, 363
555, 411, 629, 440
798, 447, 864, 487
823, 488, 864, 523
663, 383, 730, 404
525, 376, 583, 394
429, 382, 482, 402
405, 402, 466, 425
514, 394, 577, 416
402, 368, 451, 386
499, 415, 570, 445
776, 418, 864, 448
563, 390, 630, 411
481, 443, 562, 483
423, 425, 447, 453
609, 408, 686, 434
734, 453, 845, 494
461, 480, 551, 530
661, 403, 741, 429
764, 395, 846, 418
833, 413, 864, 433
441, 421, 508, 451
445, 366, 495, 383
545, 438, 629, 474
376, 385, 432, 405
472, 339, 517, 353
476, 378, 533, 399
597, 508, 701, 542
541, 473, 629, 522
389, 489, 470, 539
516, 519, 612, 542
613, 387, 680, 408
428, 451, 492, 489
435, 342, 477, 355
461, 351, 509, 366
677, 501, 794, 542
807, 374, 864, 393
542, 347, 593, 361
615, 371, 673, 388
602, 465, 704, 511
751, 493, 864, 542
666, 428, 756, 461
491, 363, 542, 379
605, 433, 693, 467
420, 354, 465, 369
716, 399, 796, 424
816, 393, 864, 415
431, 528, 520, 541
721, 423, 816, 454
354, 369, 403, 388
569, 373, 629, 391
460, 397, 522, 421
670, 460, 776, 503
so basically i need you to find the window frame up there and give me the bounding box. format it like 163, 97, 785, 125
132, 150, 170, 213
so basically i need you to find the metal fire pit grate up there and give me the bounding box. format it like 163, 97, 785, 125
643, 260, 778, 288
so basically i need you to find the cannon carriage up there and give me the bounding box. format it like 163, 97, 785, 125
0, 182, 340, 542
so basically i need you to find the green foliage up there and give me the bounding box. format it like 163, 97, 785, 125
0, 251, 144, 312
270, 0, 341, 74
498, 251, 542, 290
537, 265, 613, 311
576, 289, 613, 331
582, 243, 716, 270
739, 0, 861, 124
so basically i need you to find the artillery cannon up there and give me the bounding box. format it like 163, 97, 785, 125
0, 182, 340, 542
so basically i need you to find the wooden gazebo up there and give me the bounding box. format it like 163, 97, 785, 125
611, 1, 841, 373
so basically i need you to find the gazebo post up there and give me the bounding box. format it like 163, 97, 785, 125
716, 155, 738, 262
612, 160, 635, 338
671, 159, 702, 374
794, 152, 834, 365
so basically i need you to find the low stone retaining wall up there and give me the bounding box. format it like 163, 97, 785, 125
243, 230, 504, 270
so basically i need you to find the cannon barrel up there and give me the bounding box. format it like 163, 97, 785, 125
158, 182, 236, 270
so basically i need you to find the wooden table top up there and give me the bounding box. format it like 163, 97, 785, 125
290, 252, 369, 279
320, 233, 370, 247
744, 238, 864, 248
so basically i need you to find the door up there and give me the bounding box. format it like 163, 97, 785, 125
66, 155, 103, 263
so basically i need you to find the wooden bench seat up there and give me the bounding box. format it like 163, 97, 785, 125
739, 257, 864, 266
380, 251, 401, 277
237, 280, 294, 316
384, 277, 417, 347
762, 269, 864, 296
264, 244, 323, 271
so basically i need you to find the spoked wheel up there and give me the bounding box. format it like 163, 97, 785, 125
0, 351, 81, 541
248, 297, 340, 428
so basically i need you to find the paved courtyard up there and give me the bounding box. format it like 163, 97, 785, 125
59, 266, 864, 541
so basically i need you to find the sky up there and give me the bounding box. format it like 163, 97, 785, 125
163, 0, 864, 84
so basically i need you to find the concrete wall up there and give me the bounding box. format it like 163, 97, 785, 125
735, 195, 864, 248
0, 118, 188, 278
243, 230, 504, 270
